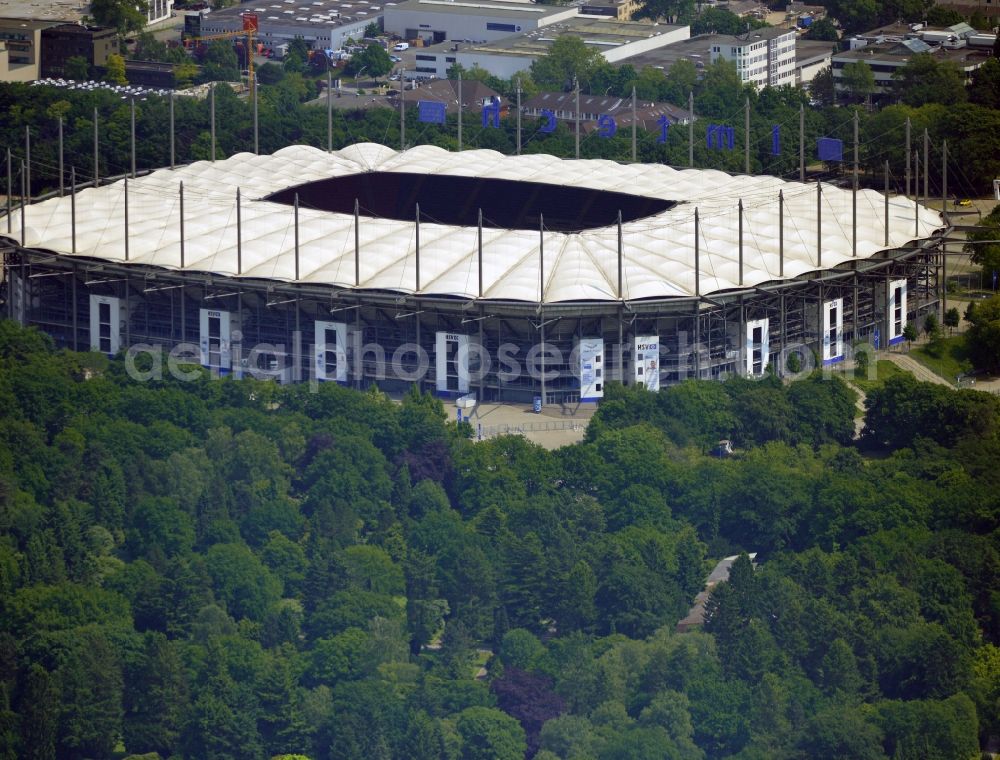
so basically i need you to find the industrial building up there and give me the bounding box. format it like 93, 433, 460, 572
193, 0, 378, 54
432, 18, 690, 80
2, 143, 944, 403
833, 22, 994, 99
384, 0, 577, 48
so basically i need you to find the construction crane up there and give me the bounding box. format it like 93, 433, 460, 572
184, 12, 259, 95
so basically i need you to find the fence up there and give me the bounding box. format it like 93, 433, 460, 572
476, 419, 586, 439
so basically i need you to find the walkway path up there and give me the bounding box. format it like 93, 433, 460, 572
841, 377, 868, 439
676, 553, 757, 633
880, 352, 954, 388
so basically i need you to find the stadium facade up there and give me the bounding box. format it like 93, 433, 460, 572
2, 143, 944, 404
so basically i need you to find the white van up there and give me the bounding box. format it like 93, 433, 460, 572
393, 42, 409, 51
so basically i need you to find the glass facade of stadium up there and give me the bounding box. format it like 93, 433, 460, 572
3, 238, 944, 405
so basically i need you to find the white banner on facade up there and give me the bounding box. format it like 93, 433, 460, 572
822, 298, 844, 363
314, 320, 348, 382
199, 308, 232, 369
435, 331, 470, 394
634, 335, 660, 391
90, 294, 121, 355
746, 317, 770, 376
887, 279, 907, 345
579, 337, 604, 401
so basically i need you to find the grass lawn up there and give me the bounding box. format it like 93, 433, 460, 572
910, 334, 973, 383
848, 360, 909, 393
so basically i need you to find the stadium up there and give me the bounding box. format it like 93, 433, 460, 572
2, 142, 944, 404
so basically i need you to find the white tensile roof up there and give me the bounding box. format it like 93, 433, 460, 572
6, 143, 942, 302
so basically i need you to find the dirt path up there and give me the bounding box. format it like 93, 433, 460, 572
841, 377, 868, 439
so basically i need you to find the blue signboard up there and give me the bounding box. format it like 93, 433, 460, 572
539, 109, 557, 133
707, 124, 735, 150
771, 124, 781, 156
482, 97, 500, 128
817, 137, 844, 162
657, 115, 669, 144
597, 114, 617, 138
417, 100, 446, 124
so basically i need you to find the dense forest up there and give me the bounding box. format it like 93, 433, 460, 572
0, 320, 998, 759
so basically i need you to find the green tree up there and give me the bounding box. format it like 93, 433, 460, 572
456, 706, 527, 760
926, 4, 964, 25
19, 665, 59, 760
530, 36, 607, 91
363, 21, 382, 38
944, 307, 960, 334
310, 628, 371, 683
893, 53, 967, 107
965, 295, 1000, 372
878, 694, 980, 760
828, 0, 879, 34
57, 630, 124, 759
638, 0, 695, 23
539, 715, 596, 759
970, 57, 1000, 109
348, 43, 394, 80
104, 53, 127, 86
64, 56, 89, 80
663, 59, 697, 105
555, 560, 598, 632
966, 204, 1000, 277
499, 629, 545, 671
88, 0, 148, 37
199, 42, 240, 82
795, 706, 884, 759
174, 62, 198, 89
205, 543, 283, 622
820, 638, 862, 696
903, 321, 919, 347
181, 650, 263, 760
282, 37, 310, 74
123, 633, 187, 757
405, 711, 446, 760
841, 60, 875, 103
337, 544, 404, 594
807, 17, 840, 41
691, 7, 752, 34
924, 311, 941, 339
810, 67, 836, 106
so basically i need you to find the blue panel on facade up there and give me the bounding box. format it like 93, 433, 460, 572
817, 137, 843, 162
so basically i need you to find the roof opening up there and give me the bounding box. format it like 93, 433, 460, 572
265, 172, 675, 232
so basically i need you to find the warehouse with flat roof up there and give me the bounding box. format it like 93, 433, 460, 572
384, 0, 577, 47
196, 0, 378, 53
